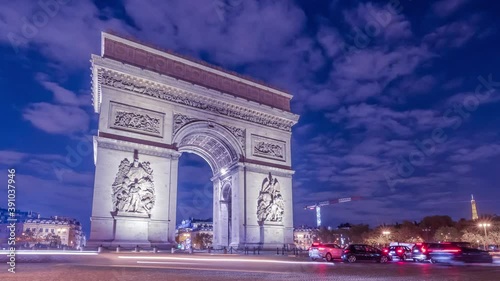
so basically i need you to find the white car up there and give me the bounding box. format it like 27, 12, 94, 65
309, 243, 343, 262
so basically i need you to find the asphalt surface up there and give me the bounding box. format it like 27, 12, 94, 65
1, 251, 499, 281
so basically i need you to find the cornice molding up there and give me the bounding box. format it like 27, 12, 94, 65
91, 57, 298, 132
95, 135, 180, 159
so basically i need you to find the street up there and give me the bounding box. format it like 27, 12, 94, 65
1, 252, 499, 281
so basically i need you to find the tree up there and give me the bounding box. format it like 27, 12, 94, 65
462, 231, 484, 248
192, 233, 213, 249
433, 226, 461, 242
317, 227, 335, 243
348, 224, 370, 243
45, 234, 62, 248
393, 221, 423, 243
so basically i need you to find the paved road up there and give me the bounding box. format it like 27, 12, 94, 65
1, 252, 499, 281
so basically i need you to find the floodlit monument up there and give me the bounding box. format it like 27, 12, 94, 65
87, 32, 299, 249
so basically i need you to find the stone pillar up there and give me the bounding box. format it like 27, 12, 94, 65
242, 164, 294, 249
87, 136, 180, 248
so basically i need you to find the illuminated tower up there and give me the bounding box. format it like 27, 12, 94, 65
471, 194, 479, 221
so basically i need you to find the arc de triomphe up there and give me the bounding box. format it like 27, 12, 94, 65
88, 32, 299, 249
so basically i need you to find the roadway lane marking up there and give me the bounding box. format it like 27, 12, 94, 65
118, 255, 335, 265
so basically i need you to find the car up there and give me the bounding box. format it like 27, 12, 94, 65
308, 242, 343, 262
383, 245, 412, 261
341, 244, 389, 263
411, 243, 434, 262
428, 243, 493, 264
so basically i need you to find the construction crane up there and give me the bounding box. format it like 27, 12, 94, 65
304, 197, 362, 227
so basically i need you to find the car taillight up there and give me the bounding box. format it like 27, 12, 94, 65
383, 249, 389, 253
421, 247, 426, 253
343, 249, 350, 254
318, 247, 325, 251
397, 249, 403, 253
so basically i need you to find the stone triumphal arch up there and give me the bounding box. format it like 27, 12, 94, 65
88, 32, 299, 249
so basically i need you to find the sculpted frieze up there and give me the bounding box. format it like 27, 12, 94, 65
99, 70, 293, 131
257, 173, 284, 224
112, 156, 155, 215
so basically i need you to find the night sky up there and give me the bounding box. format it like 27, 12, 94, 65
1, 0, 500, 236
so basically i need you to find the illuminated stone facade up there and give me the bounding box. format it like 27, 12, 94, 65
88, 33, 299, 249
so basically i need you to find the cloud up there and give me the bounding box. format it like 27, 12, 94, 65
432, 0, 469, 18
449, 144, 500, 162
35, 73, 89, 106
23, 102, 90, 135
0, 0, 129, 68
343, 2, 413, 43
423, 19, 477, 50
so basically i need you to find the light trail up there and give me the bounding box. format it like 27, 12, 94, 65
118, 255, 335, 265
0, 250, 98, 255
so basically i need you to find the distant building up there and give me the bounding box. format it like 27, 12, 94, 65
0, 208, 39, 248
175, 218, 213, 250
293, 226, 318, 250
23, 216, 85, 249
471, 194, 479, 220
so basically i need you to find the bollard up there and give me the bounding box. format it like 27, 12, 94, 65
257, 247, 260, 255
277, 247, 279, 255
134, 245, 139, 252
153, 246, 158, 253
171, 248, 175, 254
224, 247, 227, 254
116, 245, 121, 253
98, 245, 102, 253
208, 247, 211, 254
230, 247, 233, 254
253, 247, 256, 255
189, 247, 193, 254
282, 247, 285, 255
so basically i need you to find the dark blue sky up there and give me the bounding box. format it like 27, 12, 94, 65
1, 0, 500, 236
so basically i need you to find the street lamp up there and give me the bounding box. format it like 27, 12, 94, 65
478, 223, 491, 250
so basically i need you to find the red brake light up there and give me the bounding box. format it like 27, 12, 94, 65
318, 247, 325, 251
397, 249, 403, 253
421, 247, 426, 253
343, 249, 350, 254
383, 249, 389, 253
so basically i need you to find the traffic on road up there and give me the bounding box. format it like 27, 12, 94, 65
308, 242, 496, 265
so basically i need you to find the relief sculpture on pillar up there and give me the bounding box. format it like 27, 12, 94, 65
257, 172, 284, 224
112, 154, 155, 216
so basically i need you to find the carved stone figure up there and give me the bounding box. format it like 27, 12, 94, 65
112, 156, 155, 215
173, 113, 197, 135
257, 173, 284, 224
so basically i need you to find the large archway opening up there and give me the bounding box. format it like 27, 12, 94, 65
172, 120, 244, 249
176, 152, 213, 250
